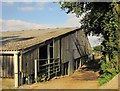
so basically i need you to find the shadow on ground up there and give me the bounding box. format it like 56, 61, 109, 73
81, 59, 101, 72
71, 59, 101, 81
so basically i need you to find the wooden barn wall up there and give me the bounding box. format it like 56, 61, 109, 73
0, 54, 14, 78
77, 30, 86, 56
61, 30, 92, 64
78, 30, 92, 55
72, 32, 81, 59
54, 39, 60, 59
61, 34, 72, 63
22, 48, 39, 77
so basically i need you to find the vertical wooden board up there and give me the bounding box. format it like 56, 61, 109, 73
33, 50, 35, 74
8, 55, 11, 77
5, 55, 7, 77
0, 55, 2, 77
66, 36, 69, 62
33, 49, 35, 73
23, 54, 27, 77
25, 53, 27, 76
61, 38, 64, 63
24, 54, 27, 77
11, 55, 14, 78
63, 37, 65, 62
32, 49, 34, 74
20, 54, 23, 74
28, 52, 30, 75
32, 50, 34, 73
22, 55, 24, 74
26, 53, 28, 76
70, 34, 74, 74
2, 55, 4, 77
54, 40, 60, 59
54, 41, 56, 74
57, 40, 60, 71
9, 55, 12, 77
54, 40, 57, 59
3, 55, 6, 77
31, 48, 35, 74
30, 52, 32, 75
58, 40, 60, 58
25, 54, 27, 77
54, 40, 60, 73
30, 51, 32, 74
35, 48, 38, 73
27, 53, 30, 76
7, 55, 10, 77
65, 36, 68, 63
6, 55, 9, 77
21, 54, 24, 76
37, 47, 39, 73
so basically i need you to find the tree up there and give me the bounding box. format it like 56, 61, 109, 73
60, 2, 120, 85
93, 45, 102, 52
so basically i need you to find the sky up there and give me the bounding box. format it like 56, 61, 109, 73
1, 1, 101, 47
1, 2, 80, 30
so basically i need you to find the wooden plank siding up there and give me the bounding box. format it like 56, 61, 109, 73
22, 47, 39, 78
0, 54, 14, 78
54, 39, 60, 75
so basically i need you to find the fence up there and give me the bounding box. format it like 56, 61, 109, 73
34, 58, 60, 82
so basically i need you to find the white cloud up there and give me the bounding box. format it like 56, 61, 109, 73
1, 0, 57, 2
1, 19, 55, 31
16, 2, 47, 11
4, 2, 14, 5
66, 13, 80, 27
0, 19, 80, 32
66, 17, 80, 25
18, 6, 34, 11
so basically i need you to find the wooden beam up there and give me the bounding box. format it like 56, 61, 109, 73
0, 51, 20, 54
14, 52, 19, 88
35, 59, 37, 83
47, 44, 50, 79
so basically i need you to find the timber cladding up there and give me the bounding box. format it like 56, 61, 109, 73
0, 54, 14, 78
22, 48, 39, 77
0, 28, 92, 87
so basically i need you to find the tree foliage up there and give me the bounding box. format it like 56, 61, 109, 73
93, 45, 102, 52
60, 2, 120, 85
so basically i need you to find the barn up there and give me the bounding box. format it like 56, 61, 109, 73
0, 28, 92, 88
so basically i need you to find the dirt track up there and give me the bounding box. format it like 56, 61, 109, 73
18, 67, 100, 89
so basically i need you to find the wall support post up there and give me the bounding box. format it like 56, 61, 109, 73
47, 44, 50, 79
14, 52, 19, 88
35, 59, 37, 83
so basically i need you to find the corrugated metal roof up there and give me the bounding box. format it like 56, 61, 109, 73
0, 28, 79, 51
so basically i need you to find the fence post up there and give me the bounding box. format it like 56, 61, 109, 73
35, 59, 37, 83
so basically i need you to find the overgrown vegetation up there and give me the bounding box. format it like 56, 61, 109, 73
60, 2, 120, 85
93, 45, 102, 52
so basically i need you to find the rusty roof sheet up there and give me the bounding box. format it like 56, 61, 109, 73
0, 28, 79, 51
